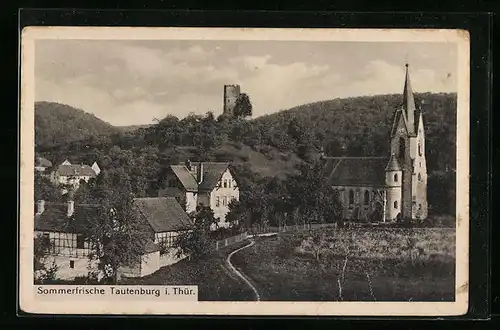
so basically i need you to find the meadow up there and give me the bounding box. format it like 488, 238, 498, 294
230, 227, 456, 301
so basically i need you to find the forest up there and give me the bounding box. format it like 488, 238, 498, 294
35, 92, 457, 221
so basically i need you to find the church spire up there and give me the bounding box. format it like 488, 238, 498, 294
403, 63, 416, 135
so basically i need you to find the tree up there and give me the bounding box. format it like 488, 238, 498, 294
233, 93, 253, 118
34, 235, 58, 283
34, 171, 61, 202
173, 205, 216, 260
76, 170, 151, 284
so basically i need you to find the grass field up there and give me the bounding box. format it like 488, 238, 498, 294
230, 227, 456, 301
120, 240, 255, 301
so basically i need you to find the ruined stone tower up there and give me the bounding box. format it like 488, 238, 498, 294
389, 64, 428, 220
223, 84, 241, 116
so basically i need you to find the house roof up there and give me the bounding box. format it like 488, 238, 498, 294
35, 157, 52, 167
168, 162, 231, 192
56, 164, 97, 177
323, 157, 389, 187
133, 197, 193, 233
170, 165, 199, 192
191, 162, 230, 191
34, 203, 98, 233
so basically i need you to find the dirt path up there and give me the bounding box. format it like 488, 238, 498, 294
226, 240, 261, 301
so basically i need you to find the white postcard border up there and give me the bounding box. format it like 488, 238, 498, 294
19, 27, 470, 316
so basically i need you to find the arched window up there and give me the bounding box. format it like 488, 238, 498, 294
418, 173, 422, 181
364, 190, 370, 205
349, 190, 354, 206
399, 137, 406, 163
418, 143, 422, 156
394, 200, 398, 209
394, 173, 398, 182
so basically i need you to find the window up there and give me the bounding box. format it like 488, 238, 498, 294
223, 196, 227, 206
418, 143, 422, 156
215, 196, 220, 207
364, 190, 370, 205
69, 260, 75, 269
223, 180, 227, 188
394, 173, 398, 182
348, 190, 354, 206
76, 235, 85, 249
394, 200, 398, 209
418, 173, 422, 181
399, 137, 406, 162
228, 180, 232, 188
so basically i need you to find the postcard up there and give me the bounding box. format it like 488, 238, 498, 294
19, 27, 469, 315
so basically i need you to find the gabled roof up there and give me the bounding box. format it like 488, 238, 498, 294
56, 164, 97, 177
168, 162, 232, 192
133, 197, 192, 233
170, 165, 199, 192
191, 162, 230, 191
35, 157, 52, 167
323, 157, 389, 187
34, 203, 98, 233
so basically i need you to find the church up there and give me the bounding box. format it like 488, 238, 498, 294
323, 64, 428, 222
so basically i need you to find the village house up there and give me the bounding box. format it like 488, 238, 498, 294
35, 156, 53, 173
49, 160, 101, 192
322, 64, 428, 222
158, 160, 240, 230
34, 196, 193, 281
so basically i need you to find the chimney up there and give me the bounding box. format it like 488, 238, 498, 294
197, 163, 204, 184
67, 200, 75, 217
36, 200, 45, 215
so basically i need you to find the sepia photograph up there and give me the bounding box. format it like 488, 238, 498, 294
20, 27, 469, 315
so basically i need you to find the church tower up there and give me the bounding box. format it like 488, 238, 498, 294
389, 64, 428, 221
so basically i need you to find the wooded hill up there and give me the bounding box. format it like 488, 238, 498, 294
35, 92, 457, 215
35, 102, 119, 149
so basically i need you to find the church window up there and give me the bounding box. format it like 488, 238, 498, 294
223, 180, 227, 188
418, 173, 422, 181
228, 180, 231, 188
399, 137, 406, 161
394, 173, 398, 182
222, 196, 227, 206
69, 260, 75, 269
216, 196, 220, 207
364, 190, 370, 205
394, 200, 398, 209
348, 190, 354, 206
418, 143, 422, 156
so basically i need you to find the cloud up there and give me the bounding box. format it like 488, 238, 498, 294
35, 40, 457, 126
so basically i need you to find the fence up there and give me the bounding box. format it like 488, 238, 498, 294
249, 223, 337, 236
214, 232, 248, 251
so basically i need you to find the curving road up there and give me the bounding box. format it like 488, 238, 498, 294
226, 240, 261, 301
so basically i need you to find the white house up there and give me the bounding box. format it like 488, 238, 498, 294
49, 160, 100, 192
119, 197, 193, 278
158, 160, 240, 230
35, 157, 53, 173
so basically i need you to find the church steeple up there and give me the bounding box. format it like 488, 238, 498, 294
402, 63, 416, 135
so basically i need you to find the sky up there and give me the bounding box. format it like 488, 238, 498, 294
35, 39, 457, 126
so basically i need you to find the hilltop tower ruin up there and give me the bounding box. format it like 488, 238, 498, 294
223, 84, 241, 116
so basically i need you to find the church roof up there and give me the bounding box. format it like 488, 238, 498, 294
390, 64, 422, 138
323, 157, 389, 187
385, 154, 402, 171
